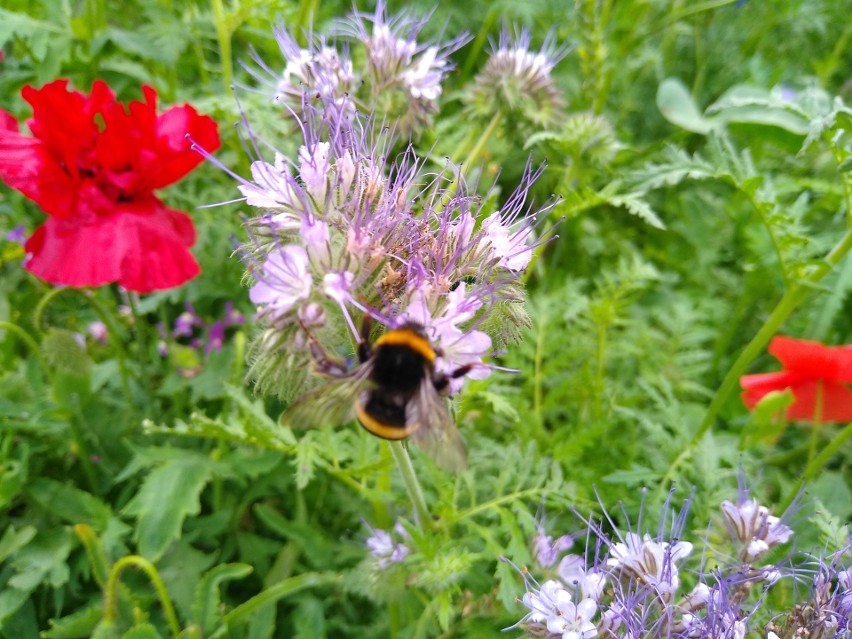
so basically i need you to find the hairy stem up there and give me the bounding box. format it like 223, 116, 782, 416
104, 556, 181, 638
388, 440, 431, 528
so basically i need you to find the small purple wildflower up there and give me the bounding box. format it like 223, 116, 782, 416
174, 302, 202, 337
365, 521, 410, 569
5, 224, 25, 245
223, 301, 245, 327
205, 321, 225, 354
531, 519, 574, 568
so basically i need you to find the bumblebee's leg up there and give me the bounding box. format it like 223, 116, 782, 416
308, 339, 350, 378
357, 315, 373, 363
433, 364, 474, 392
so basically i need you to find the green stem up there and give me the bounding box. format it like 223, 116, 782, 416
218, 572, 340, 630
0, 321, 49, 372
463, 110, 503, 176
662, 226, 852, 486
104, 556, 181, 639
32, 287, 134, 401
211, 0, 233, 91
533, 309, 546, 434
440, 110, 503, 208
594, 324, 607, 417
460, 8, 498, 77
73, 524, 110, 587
296, 0, 321, 41
388, 441, 431, 528
68, 398, 99, 492
807, 382, 824, 464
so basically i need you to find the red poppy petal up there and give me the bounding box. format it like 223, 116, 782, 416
1, 109, 18, 132
21, 80, 107, 171
786, 380, 852, 423
24, 198, 199, 293
164, 206, 196, 246
0, 129, 77, 218
769, 336, 852, 382
147, 105, 221, 189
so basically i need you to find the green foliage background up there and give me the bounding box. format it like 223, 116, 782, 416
0, 0, 851, 637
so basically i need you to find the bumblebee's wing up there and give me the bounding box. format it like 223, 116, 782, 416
406, 381, 468, 472
280, 363, 373, 429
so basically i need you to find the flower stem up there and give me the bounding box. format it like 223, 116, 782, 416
661, 226, 852, 487
464, 110, 503, 176
211, 0, 234, 91
0, 321, 49, 372
388, 441, 431, 528
440, 110, 503, 209
296, 0, 321, 43
104, 555, 181, 638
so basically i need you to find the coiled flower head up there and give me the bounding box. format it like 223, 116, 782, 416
466, 26, 570, 133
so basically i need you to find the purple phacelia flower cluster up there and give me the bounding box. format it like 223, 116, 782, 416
217, 99, 555, 402
250, 1, 469, 135
364, 520, 411, 570
503, 484, 843, 639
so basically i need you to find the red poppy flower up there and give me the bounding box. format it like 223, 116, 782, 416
740, 336, 852, 422
0, 80, 220, 293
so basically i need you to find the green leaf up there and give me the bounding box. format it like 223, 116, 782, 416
0, 460, 26, 511
8, 529, 73, 591
810, 472, 852, 521
706, 85, 810, 134
292, 597, 326, 639
0, 525, 37, 564
0, 589, 30, 631
122, 458, 213, 561
42, 603, 103, 639
120, 623, 163, 639
192, 564, 253, 632
27, 478, 112, 530
657, 78, 715, 134
603, 464, 661, 487
293, 432, 321, 490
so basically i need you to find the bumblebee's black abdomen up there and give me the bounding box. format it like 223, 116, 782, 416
370, 344, 430, 392
360, 391, 408, 428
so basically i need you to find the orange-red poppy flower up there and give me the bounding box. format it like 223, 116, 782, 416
740, 336, 852, 422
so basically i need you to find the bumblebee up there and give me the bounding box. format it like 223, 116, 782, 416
281, 319, 471, 472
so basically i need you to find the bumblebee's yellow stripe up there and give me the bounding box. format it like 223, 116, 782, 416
375, 328, 435, 362
355, 402, 419, 440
